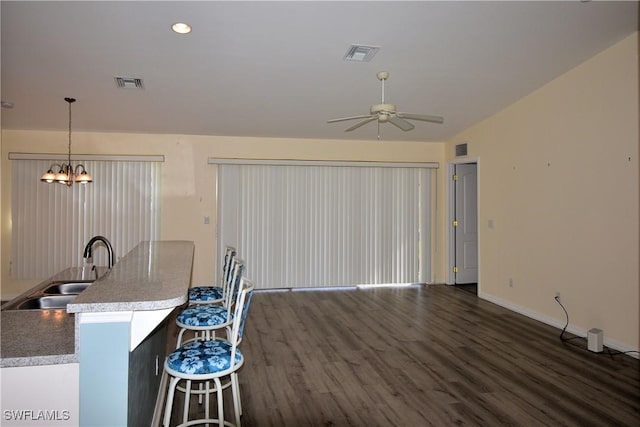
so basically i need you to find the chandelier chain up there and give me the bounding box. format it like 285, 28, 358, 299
68, 99, 71, 163
64, 97, 75, 165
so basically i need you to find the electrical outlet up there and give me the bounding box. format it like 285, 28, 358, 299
555, 292, 561, 303
509, 278, 513, 287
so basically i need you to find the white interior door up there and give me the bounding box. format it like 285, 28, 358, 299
454, 163, 478, 284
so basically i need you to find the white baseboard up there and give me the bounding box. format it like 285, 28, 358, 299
478, 291, 639, 358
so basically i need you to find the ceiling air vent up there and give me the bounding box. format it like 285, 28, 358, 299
343, 45, 380, 62
114, 76, 144, 89
455, 143, 468, 157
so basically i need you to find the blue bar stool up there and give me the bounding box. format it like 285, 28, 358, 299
176, 259, 244, 347
188, 246, 236, 305
163, 278, 255, 427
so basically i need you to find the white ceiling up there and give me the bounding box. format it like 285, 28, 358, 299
1, 1, 637, 142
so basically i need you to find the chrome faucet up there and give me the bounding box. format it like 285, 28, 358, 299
83, 235, 115, 269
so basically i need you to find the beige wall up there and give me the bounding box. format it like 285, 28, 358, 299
446, 33, 639, 350
1, 132, 446, 297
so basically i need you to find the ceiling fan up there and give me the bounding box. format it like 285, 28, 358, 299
327, 71, 444, 133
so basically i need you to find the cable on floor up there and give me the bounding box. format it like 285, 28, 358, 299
554, 296, 582, 343
554, 296, 639, 358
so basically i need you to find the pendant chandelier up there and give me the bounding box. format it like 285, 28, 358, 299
40, 97, 92, 186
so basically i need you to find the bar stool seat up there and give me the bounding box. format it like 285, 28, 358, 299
166, 340, 243, 376
188, 286, 224, 304
177, 305, 230, 328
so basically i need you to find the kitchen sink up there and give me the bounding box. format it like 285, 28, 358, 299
1, 279, 94, 311
43, 280, 93, 295
14, 295, 77, 310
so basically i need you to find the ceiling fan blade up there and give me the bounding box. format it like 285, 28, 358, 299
396, 113, 444, 124
345, 116, 378, 132
327, 114, 375, 124
389, 116, 414, 131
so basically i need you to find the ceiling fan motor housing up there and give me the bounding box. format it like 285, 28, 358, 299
371, 103, 395, 114
371, 103, 395, 122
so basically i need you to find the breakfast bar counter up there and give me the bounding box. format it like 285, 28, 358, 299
0, 241, 194, 367
68, 240, 194, 313
0, 240, 194, 426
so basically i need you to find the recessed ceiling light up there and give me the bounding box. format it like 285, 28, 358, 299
172, 22, 192, 34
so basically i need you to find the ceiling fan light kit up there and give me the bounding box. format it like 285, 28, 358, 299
328, 71, 444, 135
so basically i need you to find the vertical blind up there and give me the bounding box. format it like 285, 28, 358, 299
217, 162, 432, 289
11, 159, 161, 279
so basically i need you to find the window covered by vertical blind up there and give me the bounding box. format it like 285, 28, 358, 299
217, 162, 432, 289
11, 159, 161, 279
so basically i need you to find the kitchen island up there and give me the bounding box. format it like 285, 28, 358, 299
0, 240, 194, 426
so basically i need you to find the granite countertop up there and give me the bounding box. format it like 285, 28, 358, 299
1, 240, 194, 367
1, 267, 99, 367
1, 309, 77, 367
68, 241, 194, 313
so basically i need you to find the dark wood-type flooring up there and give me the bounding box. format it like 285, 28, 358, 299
164, 284, 639, 426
